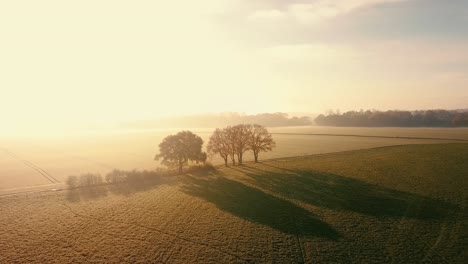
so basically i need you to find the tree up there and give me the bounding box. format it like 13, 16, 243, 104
452, 113, 468, 126
230, 124, 251, 165
314, 109, 468, 127
155, 131, 207, 173
225, 126, 238, 165
66, 175, 78, 188
207, 128, 230, 166
248, 124, 276, 162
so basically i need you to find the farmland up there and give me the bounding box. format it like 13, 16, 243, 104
1, 126, 466, 191
1, 142, 467, 263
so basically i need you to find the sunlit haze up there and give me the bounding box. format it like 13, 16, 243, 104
2, 2, 468, 262
1, 0, 467, 134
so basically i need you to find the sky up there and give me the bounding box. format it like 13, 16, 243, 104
0, 0, 467, 132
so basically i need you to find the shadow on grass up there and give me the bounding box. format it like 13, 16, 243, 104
181, 173, 339, 240
237, 164, 458, 220
66, 186, 108, 202
66, 177, 167, 202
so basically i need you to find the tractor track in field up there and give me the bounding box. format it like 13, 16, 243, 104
27, 143, 117, 170
58, 201, 250, 263
0, 148, 60, 184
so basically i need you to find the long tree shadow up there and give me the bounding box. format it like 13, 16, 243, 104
237, 164, 458, 220
181, 174, 339, 240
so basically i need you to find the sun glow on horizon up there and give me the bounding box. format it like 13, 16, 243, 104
1, 0, 467, 135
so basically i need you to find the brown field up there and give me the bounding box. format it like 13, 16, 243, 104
1, 143, 466, 263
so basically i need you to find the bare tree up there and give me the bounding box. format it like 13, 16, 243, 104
208, 124, 276, 166
66, 175, 79, 188
207, 128, 230, 166
231, 124, 251, 165
225, 126, 238, 165
248, 124, 275, 162
77, 173, 103, 187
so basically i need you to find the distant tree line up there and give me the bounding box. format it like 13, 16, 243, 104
126, 112, 312, 129
315, 109, 468, 127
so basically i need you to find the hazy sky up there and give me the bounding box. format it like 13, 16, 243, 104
1, 0, 467, 130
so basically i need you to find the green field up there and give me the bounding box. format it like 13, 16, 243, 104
1, 143, 466, 263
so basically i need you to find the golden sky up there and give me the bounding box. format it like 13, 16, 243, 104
1, 0, 467, 132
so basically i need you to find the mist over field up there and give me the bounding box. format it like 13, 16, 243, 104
2, 126, 467, 191
1, 0, 468, 263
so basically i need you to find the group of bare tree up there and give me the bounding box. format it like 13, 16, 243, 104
66, 173, 103, 188
66, 165, 215, 189
207, 124, 276, 166
152, 125, 275, 172
67, 125, 275, 189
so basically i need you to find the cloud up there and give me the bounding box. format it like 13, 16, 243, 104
248, 9, 287, 20
249, 0, 409, 24
359, 40, 468, 66
260, 43, 357, 62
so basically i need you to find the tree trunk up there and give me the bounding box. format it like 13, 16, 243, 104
224, 158, 228, 166
178, 160, 183, 174
254, 152, 258, 163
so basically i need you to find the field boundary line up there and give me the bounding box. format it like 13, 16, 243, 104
269, 132, 468, 142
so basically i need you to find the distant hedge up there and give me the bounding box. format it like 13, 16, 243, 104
66, 164, 214, 189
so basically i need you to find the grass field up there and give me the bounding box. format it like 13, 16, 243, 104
1, 127, 466, 191
1, 143, 466, 263
269, 126, 468, 140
